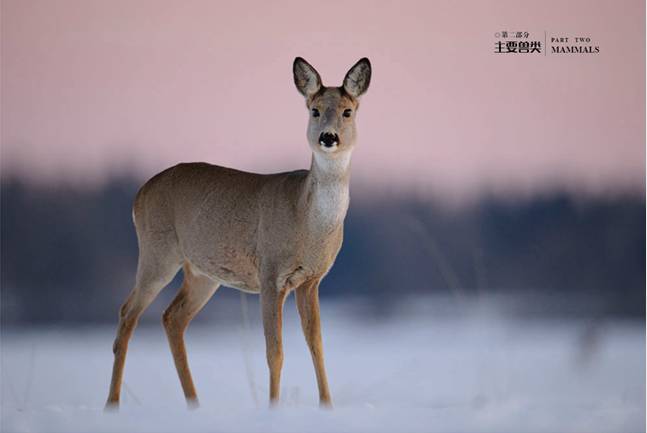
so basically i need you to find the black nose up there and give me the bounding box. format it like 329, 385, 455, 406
319, 132, 339, 148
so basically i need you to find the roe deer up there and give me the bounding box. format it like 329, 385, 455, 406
106, 57, 371, 409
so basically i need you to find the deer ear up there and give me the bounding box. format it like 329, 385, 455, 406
343, 58, 371, 97
293, 57, 322, 97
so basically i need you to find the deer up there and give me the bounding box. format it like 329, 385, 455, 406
105, 57, 371, 409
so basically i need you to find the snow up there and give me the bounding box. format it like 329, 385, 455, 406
1, 300, 644, 433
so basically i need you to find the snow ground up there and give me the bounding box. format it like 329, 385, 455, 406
1, 301, 644, 433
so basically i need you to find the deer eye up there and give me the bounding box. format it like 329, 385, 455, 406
311, 108, 320, 118
343, 109, 352, 118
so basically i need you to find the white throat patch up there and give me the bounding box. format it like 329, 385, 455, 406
311, 151, 352, 228
313, 150, 352, 173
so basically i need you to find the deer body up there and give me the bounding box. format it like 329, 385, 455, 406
136, 158, 347, 294
106, 57, 371, 409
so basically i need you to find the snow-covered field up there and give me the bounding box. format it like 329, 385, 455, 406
1, 300, 644, 433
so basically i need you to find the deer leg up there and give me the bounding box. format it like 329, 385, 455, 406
106, 269, 179, 408
162, 263, 219, 407
106, 242, 181, 409
261, 285, 289, 406
295, 280, 332, 407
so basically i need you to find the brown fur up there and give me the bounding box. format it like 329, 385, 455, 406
106, 57, 371, 409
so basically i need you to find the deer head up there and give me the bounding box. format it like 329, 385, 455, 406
293, 57, 371, 157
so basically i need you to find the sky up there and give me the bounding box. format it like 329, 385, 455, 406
1, 0, 644, 200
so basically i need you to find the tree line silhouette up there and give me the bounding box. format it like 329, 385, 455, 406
2, 177, 644, 324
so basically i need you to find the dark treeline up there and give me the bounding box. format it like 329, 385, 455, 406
1, 177, 644, 324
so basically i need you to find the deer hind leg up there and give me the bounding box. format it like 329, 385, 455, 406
261, 285, 289, 406
295, 279, 332, 407
162, 262, 219, 407
106, 245, 182, 409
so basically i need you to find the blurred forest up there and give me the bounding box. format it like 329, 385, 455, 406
1, 177, 644, 324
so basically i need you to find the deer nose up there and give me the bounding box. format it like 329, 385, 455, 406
319, 132, 339, 148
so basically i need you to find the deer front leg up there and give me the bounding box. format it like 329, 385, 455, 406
295, 279, 332, 407
261, 285, 288, 406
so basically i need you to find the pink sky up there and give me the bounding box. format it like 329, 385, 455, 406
1, 0, 644, 200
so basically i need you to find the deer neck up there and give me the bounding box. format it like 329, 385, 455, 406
302, 151, 352, 232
